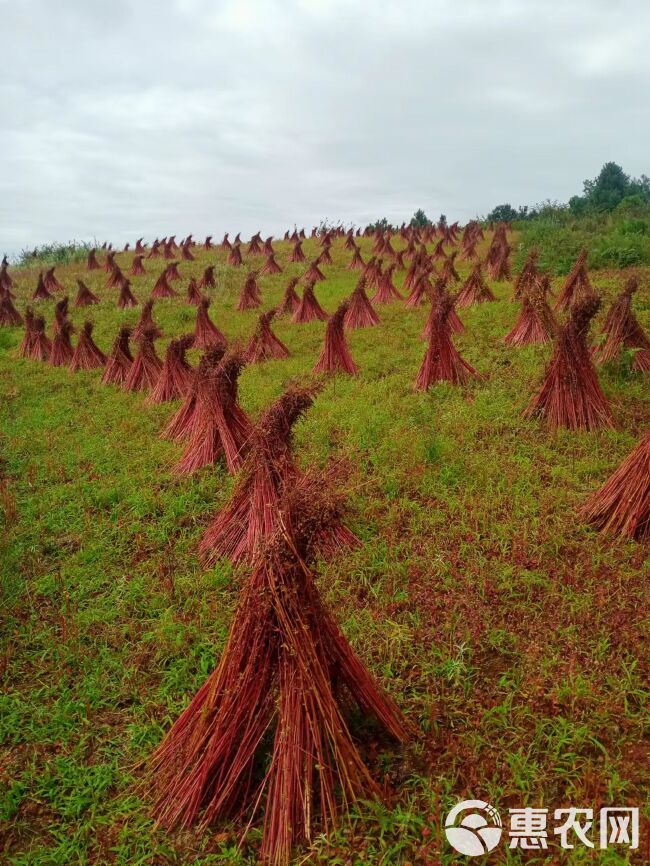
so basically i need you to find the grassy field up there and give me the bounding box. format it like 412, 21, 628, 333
1, 233, 648, 865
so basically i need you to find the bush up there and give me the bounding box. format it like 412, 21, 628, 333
16, 241, 96, 268
516, 213, 650, 274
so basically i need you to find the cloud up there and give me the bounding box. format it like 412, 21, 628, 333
2, 0, 649, 254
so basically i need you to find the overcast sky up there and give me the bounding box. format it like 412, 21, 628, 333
2, 0, 649, 254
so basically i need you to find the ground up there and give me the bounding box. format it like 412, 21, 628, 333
0, 233, 648, 865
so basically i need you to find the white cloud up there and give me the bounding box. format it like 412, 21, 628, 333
1, 0, 650, 254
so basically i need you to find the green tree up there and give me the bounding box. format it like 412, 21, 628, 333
582, 161, 630, 212
487, 203, 518, 222
409, 209, 432, 228
367, 217, 393, 231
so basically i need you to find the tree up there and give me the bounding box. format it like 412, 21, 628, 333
582, 161, 630, 212
487, 203, 518, 222
409, 209, 432, 228
367, 217, 393, 231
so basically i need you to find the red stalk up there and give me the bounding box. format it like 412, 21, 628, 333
579, 430, 650, 540
314, 301, 357, 375
101, 327, 134, 386
524, 294, 613, 430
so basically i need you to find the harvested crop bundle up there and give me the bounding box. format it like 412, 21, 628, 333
261, 252, 282, 275
198, 265, 215, 289
23, 313, 51, 361
166, 262, 182, 281
193, 297, 227, 350
75, 279, 100, 307
290, 240, 306, 262
103, 252, 116, 273
441, 252, 460, 284
293, 282, 328, 323
185, 277, 202, 306
347, 246, 365, 270
236, 272, 262, 311
151, 269, 177, 299
106, 264, 127, 290
117, 279, 139, 309
147, 335, 194, 403
512, 249, 540, 300
133, 299, 161, 340
247, 232, 263, 255
593, 276, 650, 372
504, 274, 556, 346
416, 293, 478, 390
456, 263, 495, 307
304, 260, 325, 283
524, 295, 613, 430
70, 321, 106, 371
405, 270, 432, 309
174, 354, 251, 474
227, 243, 243, 266
580, 430, 650, 541
86, 249, 101, 270
555, 249, 593, 310
101, 326, 134, 386
199, 386, 358, 566
52, 297, 70, 335
245, 310, 290, 362
162, 347, 227, 442
314, 301, 357, 375
372, 263, 402, 303
130, 255, 146, 276
344, 277, 380, 328
49, 320, 75, 367
32, 273, 53, 301
123, 329, 163, 392
152, 516, 407, 866
279, 276, 301, 315
0, 290, 23, 326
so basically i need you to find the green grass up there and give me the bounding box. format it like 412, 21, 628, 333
1, 236, 648, 865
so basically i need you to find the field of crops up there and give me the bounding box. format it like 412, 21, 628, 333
1, 228, 648, 865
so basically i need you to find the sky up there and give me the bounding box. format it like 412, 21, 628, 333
1, 0, 649, 255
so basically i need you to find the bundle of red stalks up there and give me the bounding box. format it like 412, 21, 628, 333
293, 282, 328, 323
0, 288, 23, 326
19, 309, 51, 360
123, 329, 162, 392
200, 386, 359, 565
245, 310, 290, 362
101, 327, 134, 386
579, 429, 650, 540
75, 279, 99, 307
70, 321, 106, 371
344, 277, 380, 328
147, 335, 194, 403
237, 272, 262, 310
456, 264, 494, 307
504, 274, 556, 346
555, 248, 592, 310
416, 292, 478, 389
173, 354, 251, 475
151, 497, 408, 866
593, 276, 650, 372
314, 301, 357, 374
279, 277, 300, 315
193, 297, 226, 350
524, 294, 612, 429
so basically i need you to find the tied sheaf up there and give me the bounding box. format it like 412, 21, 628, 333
1, 221, 649, 865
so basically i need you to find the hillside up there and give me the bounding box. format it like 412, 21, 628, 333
1, 230, 648, 865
